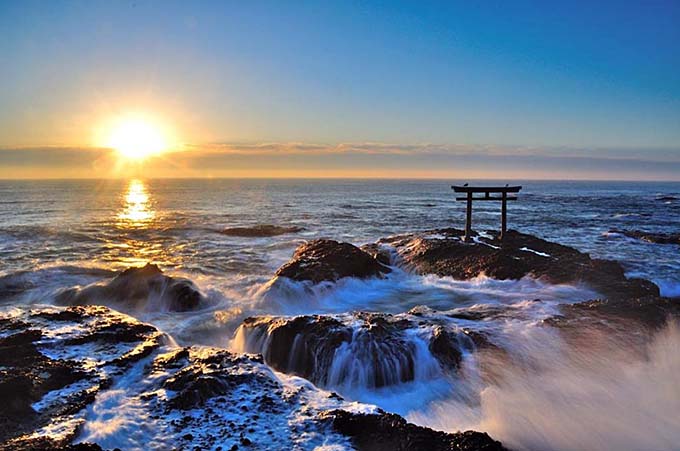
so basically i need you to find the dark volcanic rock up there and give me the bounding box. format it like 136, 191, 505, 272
610, 229, 680, 245
221, 224, 304, 237
237, 312, 477, 388
161, 349, 259, 410
323, 409, 507, 451
55, 263, 204, 312
275, 239, 391, 283
1, 306, 507, 451
0, 306, 161, 450
382, 229, 659, 301
557, 295, 680, 327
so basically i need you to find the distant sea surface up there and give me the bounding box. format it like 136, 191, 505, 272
1, 178, 678, 293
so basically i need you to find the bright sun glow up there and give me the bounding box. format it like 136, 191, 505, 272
105, 116, 169, 160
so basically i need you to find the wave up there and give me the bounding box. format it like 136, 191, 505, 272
655, 279, 680, 298
254, 268, 598, 318
407, 320, 680, 451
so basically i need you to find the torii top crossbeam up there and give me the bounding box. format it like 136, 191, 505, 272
451, 185, 522, 242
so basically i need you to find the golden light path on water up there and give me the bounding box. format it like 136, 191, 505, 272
118, 179, 155, 225
113, 179, 170, 268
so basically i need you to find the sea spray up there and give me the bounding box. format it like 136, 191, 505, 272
408, 320, 680, 451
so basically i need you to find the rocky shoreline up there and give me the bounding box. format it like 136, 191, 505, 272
2, 228, 678, 450
0, 305, 505, 451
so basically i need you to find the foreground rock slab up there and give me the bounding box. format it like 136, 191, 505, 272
0, 305, 162, 451
0, 305, 506, 451
323, 410, 507, 451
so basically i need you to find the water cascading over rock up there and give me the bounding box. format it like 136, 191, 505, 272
234, 312, 477, 391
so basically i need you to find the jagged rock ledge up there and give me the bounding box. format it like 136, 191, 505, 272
0, 305, 162, 451
378, 228, 658, 301
0, 305, 506, 451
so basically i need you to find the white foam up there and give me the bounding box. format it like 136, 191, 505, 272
519, 247, 551, 257
408, 321, 680, 451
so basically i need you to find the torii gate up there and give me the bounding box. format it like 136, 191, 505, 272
452, 184, 522, 242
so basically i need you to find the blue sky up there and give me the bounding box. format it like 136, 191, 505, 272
1, 0, 679, 178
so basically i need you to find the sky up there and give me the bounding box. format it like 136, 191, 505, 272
1, 0, 679, 179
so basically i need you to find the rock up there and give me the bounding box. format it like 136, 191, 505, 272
557, 295, 680, 328
428, 326, 473, 370
55, 263, 204, 312
274, 239, 391, 283
0, 306, 161, 450
236, 312, 477, 389
1, 305, 507, 451
381, 229, 659, 301
322, 409, 508, 451
609, 229, 680, 245
162, 350, 257, 410
220, 224, 304, 237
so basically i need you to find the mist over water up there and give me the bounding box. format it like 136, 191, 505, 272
1, 178, 679, 450
411, 321, 680, 451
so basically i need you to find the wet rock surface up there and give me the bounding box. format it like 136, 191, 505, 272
0, 305, 505, 450
275, 239, 391, 283
381, 228, 659, 301
323, 409, 507, 451
610, 229, 680, 245
55, 263, 205, 312
220, 224, 304, 237
554, 295, 680, 329
236, 311, 477, 389
0, 305, 162, 451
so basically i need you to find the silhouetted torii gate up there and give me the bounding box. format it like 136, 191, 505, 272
452, 184, 522, 242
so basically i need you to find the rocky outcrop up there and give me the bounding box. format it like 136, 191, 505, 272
1, 305, 506, 451
381, 228, 659, 301
0, 306, 162, 451
235, 312, 477, 389
55, 263, 204, 312
220, 224, 304, 237
609, 229, 680, 245
275, 239, 391, 283
554, 295, 680, 329
322, 409, 507, 451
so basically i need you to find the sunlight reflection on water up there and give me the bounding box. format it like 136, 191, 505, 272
118, 179, 155, 226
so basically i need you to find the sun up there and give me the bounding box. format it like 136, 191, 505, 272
105, 115, 169, 160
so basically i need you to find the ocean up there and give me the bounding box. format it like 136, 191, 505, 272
1, 178, 679, 450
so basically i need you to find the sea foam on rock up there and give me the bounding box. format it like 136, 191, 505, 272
0, 305, 162, 451
380, 228, 659, 301
55, 263, 205, 312
234, 311, 478, 390
0, 305, 506, 451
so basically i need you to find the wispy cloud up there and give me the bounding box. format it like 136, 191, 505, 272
182, 142, 680, 162
1, 143, 679, 180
